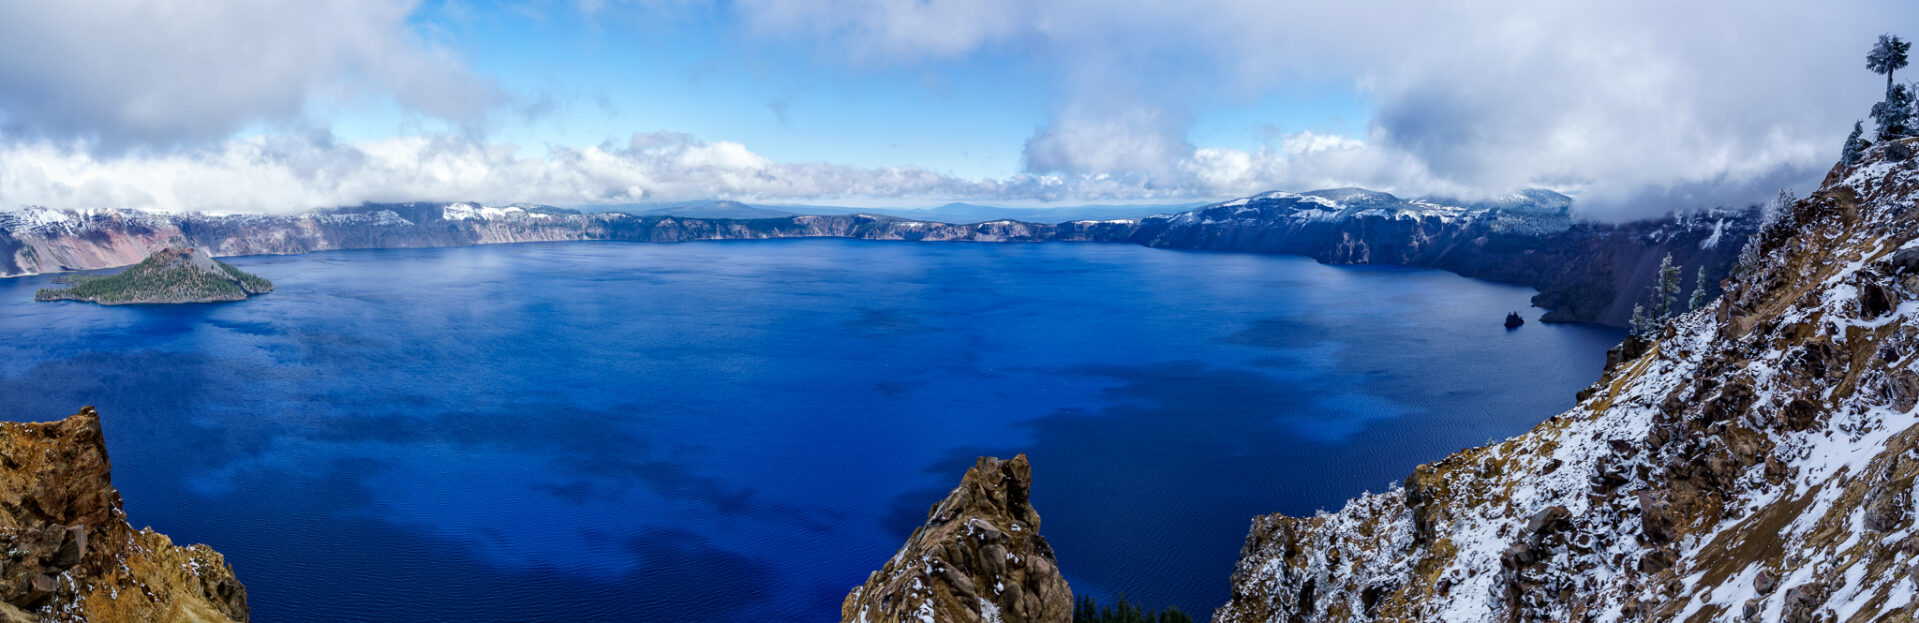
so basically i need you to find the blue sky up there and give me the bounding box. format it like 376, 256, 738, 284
0, 1, 1910, 216
356, 1, 1370, 180
387, 2, 1059, 179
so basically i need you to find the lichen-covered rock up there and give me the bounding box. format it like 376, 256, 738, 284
841, 455, 1071, 623
1215, 140, 1919, 622
0, 407, 247, 622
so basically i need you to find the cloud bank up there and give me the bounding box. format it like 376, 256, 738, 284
0, 0, 496, 146
0, 0, 1912, 218
740, 0, 1911, 217
3, 131, 1433, 212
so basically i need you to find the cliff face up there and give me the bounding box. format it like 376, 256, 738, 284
841, 455, 1072, 623
1127, 189, 1754, 326
0, 206, 1068, 280
1214, 142, 1919, 622
0, 407, 246, 623
1, 195, 1746, 328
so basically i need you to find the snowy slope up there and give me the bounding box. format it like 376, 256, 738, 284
1214, 140, 1919, 622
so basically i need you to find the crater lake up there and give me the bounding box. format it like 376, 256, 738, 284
0, 239, 1623, 621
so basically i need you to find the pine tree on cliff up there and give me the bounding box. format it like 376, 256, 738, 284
1737, 187, 1799, 279
1843, 120, 1867, 165
1627, 300, 1658, 335
1873, 84, 1916, 140
1869, 34, 1911, 97
1631, 253, 1684, 336
1689, 265, 1708, 311
1654, 253, 1682, 320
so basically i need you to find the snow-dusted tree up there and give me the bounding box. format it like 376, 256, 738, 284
1873, 84, 1916, 140
1763, 188, 1797, 229
1633, 253, 1684, 336
1870, 34, 1912, 96
1654, 253, 1682, 321
1843, 120, 1867, 165
1689, 265, 1708, 310
1736, 187, 1799, 279
1630, 303, 1652, 336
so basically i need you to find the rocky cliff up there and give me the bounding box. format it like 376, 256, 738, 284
0, 205, 1065, 280
1128, 189, 1754, 326
0, 407, 246, 623
841, 455, 1072, 623
1212, 140, 1919, 622
1, 195, 1748, 328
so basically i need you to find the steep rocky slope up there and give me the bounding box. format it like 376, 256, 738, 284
0, 407, 246, 623
841, 455, 1072, 623
1, 194, 1746, 328
1213, 141, 1919, 622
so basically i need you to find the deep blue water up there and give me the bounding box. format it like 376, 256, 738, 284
0, 240, 1622, 621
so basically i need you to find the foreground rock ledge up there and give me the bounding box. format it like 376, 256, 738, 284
842, 455, 1071, 623
0, 407, 247, 622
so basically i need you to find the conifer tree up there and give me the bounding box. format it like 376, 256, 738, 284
1632, 253, 1684, 336
1653, 253, 1682, 322
1690, 265, 1708, 310
1843, 120, 1867, 165
1873, 84, 1916, 140
1870, 34, 1912, 96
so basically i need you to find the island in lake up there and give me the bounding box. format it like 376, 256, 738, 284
35, 246, 272, 305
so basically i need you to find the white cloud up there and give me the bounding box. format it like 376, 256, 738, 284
732, 0, 1916, 217
0, 0, 497, 146
0, 132, 993, 212
734, 0, 1030, 62
0, 128, 1520, 213
1023, 106, 1192, 177
1, 0, 1910, 218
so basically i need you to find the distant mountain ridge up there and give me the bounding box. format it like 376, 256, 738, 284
570, 199, 1202, 223
0, 188, 1754, 327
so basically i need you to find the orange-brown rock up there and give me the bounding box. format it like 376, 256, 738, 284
0, 407, 246, 623
841, 455, 1071, 623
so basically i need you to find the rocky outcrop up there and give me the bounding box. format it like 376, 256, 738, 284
841, 455, 1071, 623
35, 247, 272, 305
1, 193, 1749, 328
1214, 140, 1919, 622
0, 407, 246, 623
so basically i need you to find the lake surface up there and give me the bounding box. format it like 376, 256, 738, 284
0, 240, 1623, 621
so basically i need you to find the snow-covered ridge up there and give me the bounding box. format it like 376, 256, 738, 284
1214, 141, 1919, 623
439, 202, 552, 221
1171, 187, 1569, 228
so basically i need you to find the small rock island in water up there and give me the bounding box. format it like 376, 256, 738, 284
35, 247, 273, 305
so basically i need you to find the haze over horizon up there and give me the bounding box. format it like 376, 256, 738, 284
0, 0, 1910, 219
